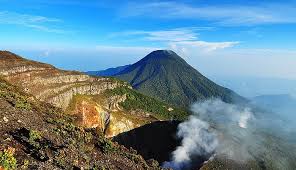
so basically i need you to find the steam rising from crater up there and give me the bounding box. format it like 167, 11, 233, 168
163, 99, 296, 170
163, 117, 217, 170
238, 109, 252, 128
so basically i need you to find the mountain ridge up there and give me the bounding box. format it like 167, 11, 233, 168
114, 50, 245, 107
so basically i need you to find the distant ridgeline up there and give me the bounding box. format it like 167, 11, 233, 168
86, 65, 130, 77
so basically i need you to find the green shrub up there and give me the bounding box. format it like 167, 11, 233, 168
130, 154, 141, 164
0, 89, 31, 111
97, 136, 116, 153
64, 122, 76, 132
29, 130, 42, 148
54, 157, 67, 168
29, 130, 41, 141
20, 159, 29, 169
0, 147, 17, 170
84, 132, 93, 143
15, 95, 31, 110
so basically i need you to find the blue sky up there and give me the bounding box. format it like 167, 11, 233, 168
0, 0, 296, 81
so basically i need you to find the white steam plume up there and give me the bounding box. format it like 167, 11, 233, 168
163, 99, 255, 170
163, 98, 296, 170
163, 117, 217, 170
238, 108, 252, 129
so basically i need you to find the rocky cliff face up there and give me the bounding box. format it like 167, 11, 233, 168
0, 77, 162, 170
47, 81, 125, 109
0, 51, 154, 137
66, 92, 155, 138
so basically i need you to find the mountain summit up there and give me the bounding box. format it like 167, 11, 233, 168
115, 50, 244, 106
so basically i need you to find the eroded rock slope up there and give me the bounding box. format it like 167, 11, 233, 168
0, 51, 167, 137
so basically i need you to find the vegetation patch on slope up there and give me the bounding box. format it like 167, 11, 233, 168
0, 80, 32, 110
105, 87, 190, 120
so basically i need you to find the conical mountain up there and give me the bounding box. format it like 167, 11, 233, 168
115, 50, 244, 107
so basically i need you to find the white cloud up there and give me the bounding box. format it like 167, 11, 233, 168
169, 41, 240, 55
121, 2, 296, 26
109, 27, 211, 42
0, 11, 66, 33
137, 30, 197, 42
110, 28, 239, 53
